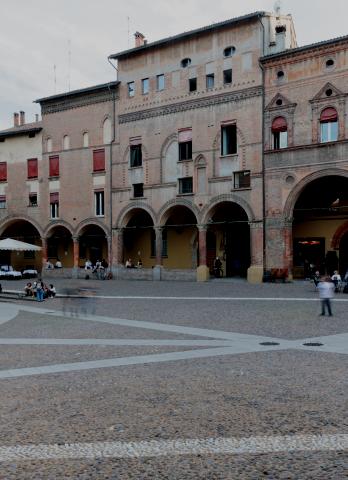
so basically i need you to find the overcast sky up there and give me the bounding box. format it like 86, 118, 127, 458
1, 0, 347, 129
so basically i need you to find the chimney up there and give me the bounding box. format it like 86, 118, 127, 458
35, 114, 39, 123
19, 111, 25, 126
134, 31, 146, 48
13, 112, 19, 127
274, 25, 287, 53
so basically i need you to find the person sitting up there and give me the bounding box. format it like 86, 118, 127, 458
137, 258, 143, 268
313, 270, 321, 288
101, 258, 108, 269
125, 258, 133, 268
55, 259, 62, 268
46, 260, 54, 269
84, 259, 93, 270
24, 282, 33, 297
48, 284, 56, 298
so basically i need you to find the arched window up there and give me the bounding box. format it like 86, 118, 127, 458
272, 116, 288, 149
83, 132, 89, 147
63, 135, 70, 150
320, 107, 338, 143
103, 118, 112, 144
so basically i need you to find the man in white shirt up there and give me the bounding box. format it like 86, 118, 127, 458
318, 276, 335, 316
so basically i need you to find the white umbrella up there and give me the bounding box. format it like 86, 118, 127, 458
0, 238, 41, 251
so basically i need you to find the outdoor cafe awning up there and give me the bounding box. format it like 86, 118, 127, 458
0, 238, 41, 251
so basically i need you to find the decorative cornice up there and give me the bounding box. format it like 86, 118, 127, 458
119, 86, 263, 124
41, 92, 118, 115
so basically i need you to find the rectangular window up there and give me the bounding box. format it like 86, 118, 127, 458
321, 121, 338, 143
128, 81, 135, 97
49, 155, 59, 177
94, 191, 104, 216
133, 183, 144, 198
142, 78, 149, 94
206, 73, 215, 89
27, 158, 38, 179
179, 177, 193, 194
221, 124, 237, 155
234, 170, 251, 189
130, 144, 142, 167
189, 78, 197, 92
223, 69, 232, 84
0, 195, 6, 209
50, 192, 59, 219
29, 192, 38, 207
157, 74, 165, 91
0, 162, 7, 182
273, 131, 288, 149
93, 149, 105, 172
178, 129, 192, 161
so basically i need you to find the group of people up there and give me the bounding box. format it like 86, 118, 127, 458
24, 281, 56, 301
45, 259, 62, 269
125, 258, 142, 268
313, 269, 348, 316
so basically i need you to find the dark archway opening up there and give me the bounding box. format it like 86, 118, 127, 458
0, 220, 41, 270
293, 175, 348, 277
124, 211, 154, 267
47, 226, 73, 267
79, 225, 108, 266
208, 202, 250, 277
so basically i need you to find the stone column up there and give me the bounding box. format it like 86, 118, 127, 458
41, 237, 48, 271
155, 227, 163, 266
71, 236, 80, 279
112, 228, 124, 265
247, 221, 264, 284
153, 227, 163, 281
197, 225, 209, 282
283, 220, 293, 280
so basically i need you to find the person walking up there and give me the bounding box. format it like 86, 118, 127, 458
36, 280, 44, 302
318, 276, 335, 316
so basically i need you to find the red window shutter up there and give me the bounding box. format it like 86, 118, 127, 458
50, 192, 59, 203
272, 116, 287, 132
49, 156, 59, 177
0, 162, 7, 181
320, 107, 338, 122
27, 158, 38, 178
93, 149, 105, 172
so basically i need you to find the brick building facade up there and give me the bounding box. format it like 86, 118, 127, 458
1, 11, 347, 281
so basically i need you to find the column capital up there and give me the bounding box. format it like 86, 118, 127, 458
248, 220, 263, 230
197, 224, 207, 232
154, 226, 163, 232
72, 235, 79, 242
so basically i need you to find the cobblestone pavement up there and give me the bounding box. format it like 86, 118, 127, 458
0, 279, 347, 478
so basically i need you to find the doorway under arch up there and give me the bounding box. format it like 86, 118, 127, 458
46, 226, 73, 268
207, 202, 250, 277
292, 175, 348, 277
79, 225, 108, 267
123, 210, 154, 268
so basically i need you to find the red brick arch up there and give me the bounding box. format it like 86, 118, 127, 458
331, 221, 348, 250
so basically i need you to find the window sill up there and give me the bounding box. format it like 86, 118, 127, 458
92, 170, 106, 175
178, 158, 193, 163
131, 196, 146, 200
28, 204, 38, 208
0, 180, 8, 183
232, 187, 251, 192
48, 176, 60, 180
177, 192, 194, 197
95, 215, 105, 218
129, 165, 143, 170
27, 177, 38, 181
220, 154, 238, 159
50, 217, 60, 220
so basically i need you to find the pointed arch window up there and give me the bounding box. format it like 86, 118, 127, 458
320, 107, 338, 143
272, 116, 288, 149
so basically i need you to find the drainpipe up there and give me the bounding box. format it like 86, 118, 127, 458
258, 14, 267, 277
107, 57, 118, 270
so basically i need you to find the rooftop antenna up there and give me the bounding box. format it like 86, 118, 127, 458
68, 39, 72, 92
274, 0, 282, 16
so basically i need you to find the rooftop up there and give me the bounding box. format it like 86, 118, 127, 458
109, 11, 266, 60
35, 81, 119, 104
261, 32, 348, 62
0, 121, 42, 140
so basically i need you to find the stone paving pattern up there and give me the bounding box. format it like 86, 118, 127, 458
0, 279, 347, 478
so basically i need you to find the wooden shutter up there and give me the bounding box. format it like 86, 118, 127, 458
320, 108, 338, 122
49, 156, 59, 177
272, 117, 288, 132
0, 162, 7, 181
93, 149, 105, 172
27, 158, 38, 178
